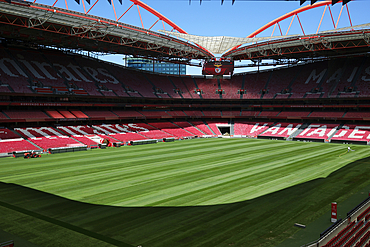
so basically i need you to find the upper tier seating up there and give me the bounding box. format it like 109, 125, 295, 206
325, 57, 363, 98
355, 57, 370, 97
42, 49, 102, 96
170, 76, 192, 98
182, 76, 202, 99
296, 123, 339, 140
106, 64, 154, 98
146, 74, 180, 98
4, 45, 370, 100
263, 67, 297, 99
331, 124, 370, 142
243, 72, 270, 99
289, 62, 327, 98
233, 121, 273, 136
195, 78, 220, 99
0, 47, 33, 93
9, 48, 67, 88
73, 56, 130, 97
260, 123, 302, 138
220, 77, 243, 99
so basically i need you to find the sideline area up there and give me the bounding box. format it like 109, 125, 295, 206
276, 172, 370, 247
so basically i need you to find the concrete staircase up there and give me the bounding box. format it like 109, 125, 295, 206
286, 122, 310, 141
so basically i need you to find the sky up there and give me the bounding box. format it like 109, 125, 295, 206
34, 0, 370, 74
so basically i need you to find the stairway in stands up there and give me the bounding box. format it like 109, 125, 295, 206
286, 122, 310, 141
327, 123, 344, 142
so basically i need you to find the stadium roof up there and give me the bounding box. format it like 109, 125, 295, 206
159, 31, 298, 55
0, 0, 368, 64
0, 0, 213, 60
223, 28, 370, 60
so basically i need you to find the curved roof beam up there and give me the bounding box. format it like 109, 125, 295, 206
129, 0, 187, 34
224, 0, 343, 56
247, 0, 336, 38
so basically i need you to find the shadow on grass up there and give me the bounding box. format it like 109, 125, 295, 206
1, 156, 370, 247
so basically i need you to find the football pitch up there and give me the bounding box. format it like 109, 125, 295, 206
1, 138, 370, 247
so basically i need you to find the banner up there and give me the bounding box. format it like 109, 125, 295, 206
331, 202, 337, 223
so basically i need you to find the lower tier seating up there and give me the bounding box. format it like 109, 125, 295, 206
234, 121, 273, 136
260, 123, 302, 138
331, 124, 370, 142
296, 123, 339, 140
28, 136, 83, 149
0, 139, 40, 153
0, 128, 21, 140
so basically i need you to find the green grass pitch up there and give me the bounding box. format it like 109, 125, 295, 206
0, 138, 370, 247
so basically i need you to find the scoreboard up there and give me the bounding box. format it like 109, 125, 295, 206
202, 57, 234, 76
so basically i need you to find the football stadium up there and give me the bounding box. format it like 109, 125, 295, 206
0, 0, 370, 246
